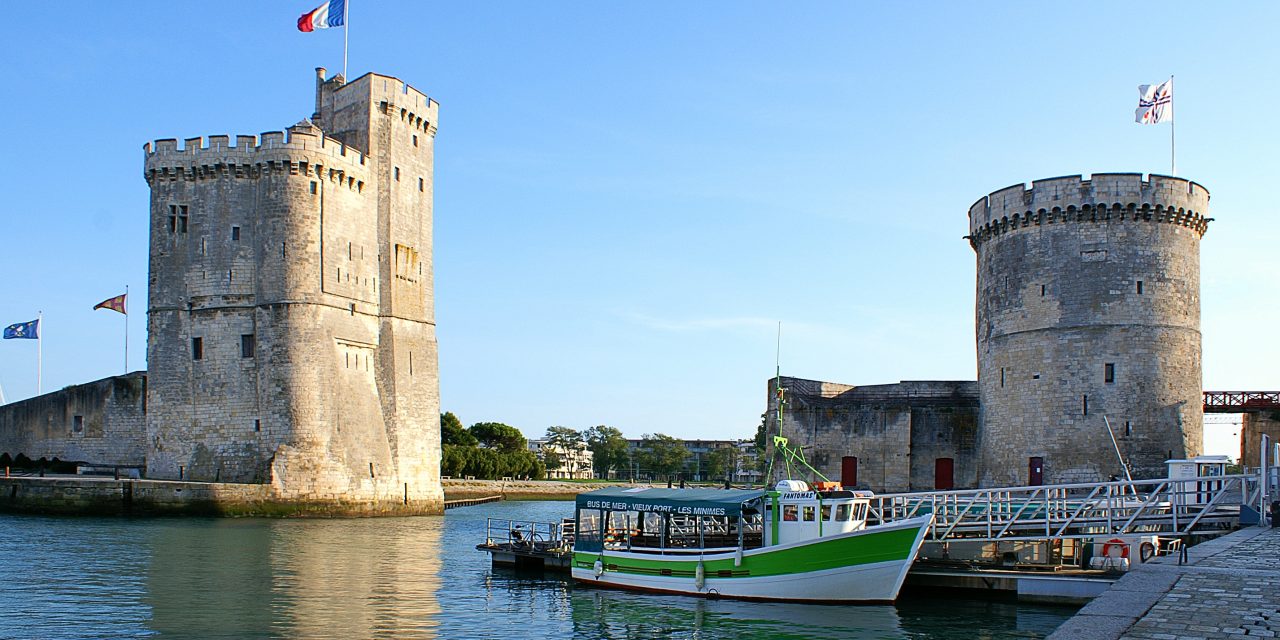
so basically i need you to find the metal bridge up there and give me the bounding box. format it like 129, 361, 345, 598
1204, 391, 1280, 413
867, 473, 1262, 544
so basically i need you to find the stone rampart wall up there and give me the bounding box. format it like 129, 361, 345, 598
0, 373, 146, 467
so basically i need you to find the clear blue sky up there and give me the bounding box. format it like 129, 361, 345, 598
0, 2, 1275, 446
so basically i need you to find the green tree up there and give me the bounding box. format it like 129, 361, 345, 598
638, 433, 689, 482
543, 449, 563, 476
469, 422, 527, 453
585, 425, 630, 479
706, 447, 735, 480
544, 425, 583, 449
441, 412, 478, 446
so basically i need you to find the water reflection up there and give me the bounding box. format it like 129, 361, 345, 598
567, 588, 905, 640
145, 517, 444, 639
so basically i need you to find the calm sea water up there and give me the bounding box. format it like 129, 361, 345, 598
0, 500, 1076, 639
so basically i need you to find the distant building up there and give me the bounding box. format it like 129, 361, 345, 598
528, 440, 593, 480
623, 438, 761, 483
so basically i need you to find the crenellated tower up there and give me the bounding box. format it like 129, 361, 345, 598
968, 174, 1211, 486
143, 69, 442, 513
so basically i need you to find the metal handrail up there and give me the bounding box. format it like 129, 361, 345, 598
867, 473, 1260, 543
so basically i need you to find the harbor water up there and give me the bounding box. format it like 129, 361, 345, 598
0, 500, 1076, 639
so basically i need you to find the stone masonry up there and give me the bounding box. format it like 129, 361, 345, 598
765, 376, 979, 492
969, 174, 1212, 486
143, 69, 443, 513
0, 372, 146, 468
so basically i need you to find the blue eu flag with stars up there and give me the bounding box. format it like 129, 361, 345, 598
3, 319, 39, 339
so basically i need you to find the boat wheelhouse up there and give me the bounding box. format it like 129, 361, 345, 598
570, 480, 932, 603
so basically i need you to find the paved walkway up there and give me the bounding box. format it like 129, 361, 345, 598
1050, 526, 1280, 640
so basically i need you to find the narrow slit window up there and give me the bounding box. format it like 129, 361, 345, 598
1040, 284, 1046, 296
309, 181, 317, 194
231, 226, 240, 241
418, 177, 424, 192
192, 337, 203, 360
254, 419, 261, 433
1000, 367, 1005, 388
1104, 363, 1115, 384
394, 167, 400, 181
1125, 421, 1132, 437
1082, 394, 1089, 416
240, 334, 255, 358
1137, 280, 1144, 294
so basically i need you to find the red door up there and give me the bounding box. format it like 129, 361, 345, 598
1029, 457, 1044, 486
934, 458, 954, 490
841, 456, 858, 488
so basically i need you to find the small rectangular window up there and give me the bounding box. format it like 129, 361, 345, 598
394, 167, 400, 181
835, 504, 851, 521
418, 177, 424, 192
192, 337, 203, 360
1125, 421, 1132, 437
231, 226, 240, 241
72, 415, 84, 433
820, 505, 832, 521
240, 334, 255, 358
1082, 394, 1089, 415
1104, 363, 1115, 384
1137, 280, 1144, 294
1040, 284, 1046, 296
309, 181, 317, 194
413, 134, 418, 147
802, 506, 815, 522
254, 419, 261, 432
782, 505, 798, 521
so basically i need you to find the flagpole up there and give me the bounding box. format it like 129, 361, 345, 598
37, 311, 42, 395
124, 285, 129, 374
343, 0, 349, 80
1170, 75, 1176, 176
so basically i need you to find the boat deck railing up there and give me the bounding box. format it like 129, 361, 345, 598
868, 473, 1261, 543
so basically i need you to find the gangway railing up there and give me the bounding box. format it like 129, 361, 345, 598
868, 473, 1260, 543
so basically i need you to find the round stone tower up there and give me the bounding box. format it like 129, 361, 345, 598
967, 174, 1212, 486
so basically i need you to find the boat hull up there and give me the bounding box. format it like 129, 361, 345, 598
571, 515, 932, 603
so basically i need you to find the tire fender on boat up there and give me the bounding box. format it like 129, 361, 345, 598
593, 559, 604, 577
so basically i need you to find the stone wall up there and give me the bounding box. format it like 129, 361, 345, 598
764, 377, 979, 492
969, 174, 1210, 486
0, 373, 145, 467
1241, 411, 1280, 469
142, 69, 443, 513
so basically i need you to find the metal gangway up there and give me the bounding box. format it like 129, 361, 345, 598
868, 473, 1263, 544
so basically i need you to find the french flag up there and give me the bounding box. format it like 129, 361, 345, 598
298, 0, 345, 32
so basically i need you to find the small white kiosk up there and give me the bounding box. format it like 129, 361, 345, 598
1166, 455, 1231, 506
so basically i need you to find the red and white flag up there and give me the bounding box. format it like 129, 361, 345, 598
298, 0, 346, 32
1136, 79, 1173, 125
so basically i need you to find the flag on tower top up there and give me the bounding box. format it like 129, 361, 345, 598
94, 294, 127, 315
1136, 79, 1173, 124
298, 0, 346, 32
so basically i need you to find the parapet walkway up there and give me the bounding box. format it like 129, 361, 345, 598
1049, 526, 1280, 639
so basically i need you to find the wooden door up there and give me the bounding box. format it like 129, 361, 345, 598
1029, 457, 1044, 486
934, 458, 954, 490
841, 456, 858, 488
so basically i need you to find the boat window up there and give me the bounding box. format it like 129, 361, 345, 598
577, 509, 604, 552
821, 505, 832, 521
802, 506, 815, 522
783, 505, 798, 521
835, 504, 851, 521
855, 504, 867, 521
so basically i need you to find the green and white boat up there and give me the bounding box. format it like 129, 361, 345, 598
570, 480, 933, 603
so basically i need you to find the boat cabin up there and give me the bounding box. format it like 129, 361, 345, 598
573, 481, 873, 554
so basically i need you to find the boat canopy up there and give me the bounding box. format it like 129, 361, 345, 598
576, 487, 767, 518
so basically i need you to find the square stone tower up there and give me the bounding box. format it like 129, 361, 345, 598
143, 69, 442, 514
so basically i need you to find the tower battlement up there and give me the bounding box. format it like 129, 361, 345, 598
967, 173, 1211, 247
145, 125, 367, 172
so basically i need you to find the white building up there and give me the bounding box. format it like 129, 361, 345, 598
528, 440, 594, 480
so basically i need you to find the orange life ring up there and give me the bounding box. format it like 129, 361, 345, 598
1101, 538, 1129, 559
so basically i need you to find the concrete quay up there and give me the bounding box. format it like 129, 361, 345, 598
1050, 526, 1280, 640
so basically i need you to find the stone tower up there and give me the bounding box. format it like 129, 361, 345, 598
143, 69, 442, 513
968, 174, 1211, 486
